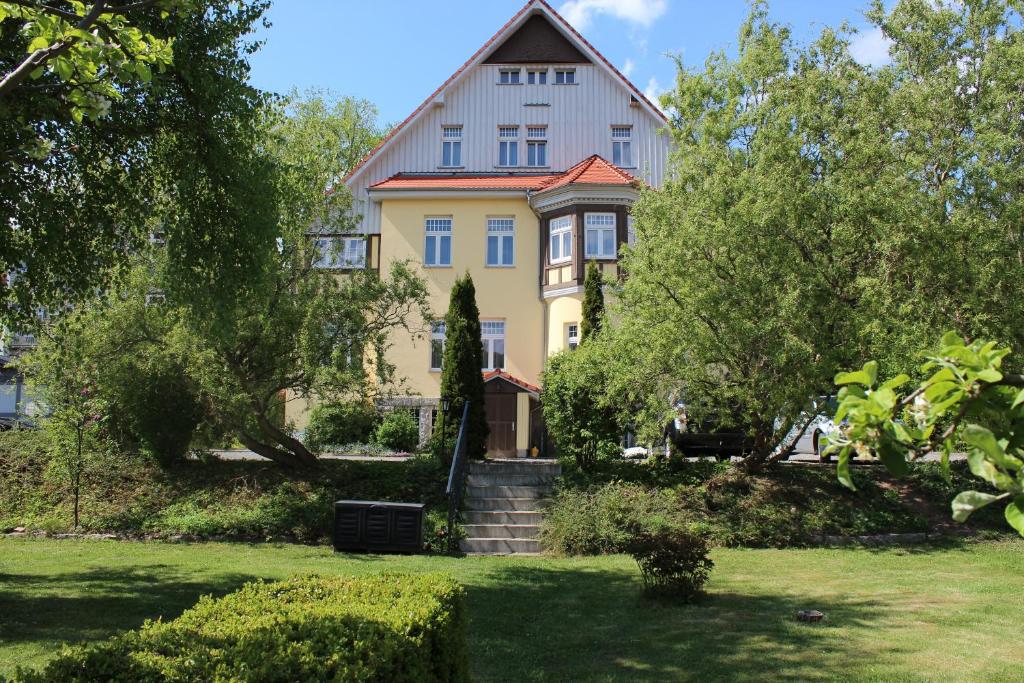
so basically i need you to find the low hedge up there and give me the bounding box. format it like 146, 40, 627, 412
13, 574, 468, 682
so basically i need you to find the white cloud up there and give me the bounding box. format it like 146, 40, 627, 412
849, 27, 893, 67
621, 58, 636, 77
558, 0, 668, 31
643, 76, 667, 112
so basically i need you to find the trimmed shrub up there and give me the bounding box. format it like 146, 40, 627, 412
626, 524, 714, 602
374, 409, 420, 453
305, 401, 379, 453
15, 573, 469, 682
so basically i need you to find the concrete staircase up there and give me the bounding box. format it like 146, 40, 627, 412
459, 459, 560, 555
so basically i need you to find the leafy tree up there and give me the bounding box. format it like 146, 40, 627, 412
828, 333, 1024, 536
580, 261, 604, 343
18, 315, 111, 528
1, 1, 276, 330
434, 273, 487, 460
541, 344, 621, 470
596, 0, 1024, 472
373, 410, 419, 453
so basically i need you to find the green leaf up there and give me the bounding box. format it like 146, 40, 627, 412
835, 369, 872, 387
880, 374, 910, 391
952, 490, 1001, 522
1012, 389, 1024, 410
940, 331, 965, 348
964, 424, 1022, 471
877, 439, 910, 478
1005, 496, 1024, 536
967, 450, 1016, 489
136, 61, 152, 81
975, 368, 1003, 383
28, 36, 51, 52
837, 447, 855, 491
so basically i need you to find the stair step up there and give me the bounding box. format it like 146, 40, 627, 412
463, 497, 548, 512
463, 510, 543, 525
461, 524, 541, 539
468, 460, 561, 476
465, 485, 550, 499
460, 537, 542, 555
466, 473, 557, 487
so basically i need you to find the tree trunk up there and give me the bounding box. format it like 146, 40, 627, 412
73, 428, 82, 529
255, 412, 318, 467
236, 432, 312, 469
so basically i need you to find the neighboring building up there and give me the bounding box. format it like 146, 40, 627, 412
288, 0, 671, 456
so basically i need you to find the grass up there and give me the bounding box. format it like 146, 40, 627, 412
2, 538, 1023, 681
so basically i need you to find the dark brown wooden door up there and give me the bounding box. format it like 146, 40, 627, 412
485, 393, 517, 456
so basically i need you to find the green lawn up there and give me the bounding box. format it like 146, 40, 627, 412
1, 538, 1022, 681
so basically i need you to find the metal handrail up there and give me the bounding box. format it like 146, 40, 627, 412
445, 402, 470, 554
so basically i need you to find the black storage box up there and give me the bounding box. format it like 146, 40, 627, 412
333, 500, 425, 553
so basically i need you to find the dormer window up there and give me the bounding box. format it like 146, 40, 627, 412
554, 69, 576, 85
499, 68, 521, 84
527, 69, 547, 84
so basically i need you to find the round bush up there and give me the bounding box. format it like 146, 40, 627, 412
373, 410, 420, 453
305, 401, 379, 453
626, 524, 714, 602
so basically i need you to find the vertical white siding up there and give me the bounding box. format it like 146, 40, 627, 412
348, 63, 671, 234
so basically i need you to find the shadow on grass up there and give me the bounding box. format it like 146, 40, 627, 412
465, 563, 890, 682
0, 566, 258, 648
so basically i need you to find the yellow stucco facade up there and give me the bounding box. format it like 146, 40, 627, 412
378, 197, 549, 395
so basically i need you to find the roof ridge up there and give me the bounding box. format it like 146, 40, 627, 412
344, 0, 667, 186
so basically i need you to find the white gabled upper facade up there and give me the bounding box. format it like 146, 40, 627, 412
344, 0, 671, 234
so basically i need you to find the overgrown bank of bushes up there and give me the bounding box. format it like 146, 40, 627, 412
0, 431, 448, 544
13, 574, 468, 682
541, 460, 1003, 553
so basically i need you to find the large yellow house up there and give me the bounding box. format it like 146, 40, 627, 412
289, 0, 671, 456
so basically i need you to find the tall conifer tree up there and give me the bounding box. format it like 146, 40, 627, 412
580, 261, 605, 342
435, 273, 489, 459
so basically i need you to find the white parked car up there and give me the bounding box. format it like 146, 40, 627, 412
779, 396, 842, 460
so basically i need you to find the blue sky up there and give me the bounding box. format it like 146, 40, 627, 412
247, 1, 892, 125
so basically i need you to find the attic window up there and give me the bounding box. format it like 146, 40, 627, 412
499, 69, 521, 84
554, 69, 576, 85
528, 69, 547, 84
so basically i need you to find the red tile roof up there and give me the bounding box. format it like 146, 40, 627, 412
370, 155, 635, 192
344, 0, 666, 185
483, 370, 542, 395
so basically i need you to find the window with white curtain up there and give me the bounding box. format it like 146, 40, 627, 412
313, 236, 366, 269
584, 213, 617, 259
549, 215, 572, 264
424, 217, 452, 267
480, 320, 506, 370
486, 217, 515, 266
567, 323, 580, 350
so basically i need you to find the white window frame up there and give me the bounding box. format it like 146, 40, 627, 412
424, 217, 453, 267
584, 212, 617, 259
313, 236, 365, 269
429, 321, 446, 371
486, 217, 516, 267
549, 215, 572, 265
627, 215, 637, 246
498, 126, 519, 167
554, 69, 576, 85
612, 126, 633, 167
441, 126, 462, 167
499, 68, 521, 84
481, 320, 506, 371
567, 323, 580, 350
526, 126, 547, 167
527, 69, 547, 84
